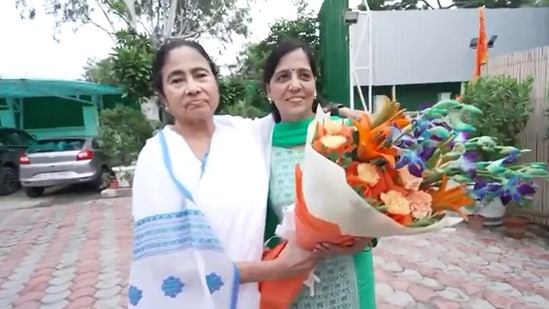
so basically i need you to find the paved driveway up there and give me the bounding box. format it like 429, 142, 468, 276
0, 198, 548, 308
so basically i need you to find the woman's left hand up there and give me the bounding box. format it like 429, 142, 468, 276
338, 107, 364, 120
322, 105, 364, 120
313, 237, 374, 257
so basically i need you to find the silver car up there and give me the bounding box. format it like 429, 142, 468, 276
19, 136, 112, 198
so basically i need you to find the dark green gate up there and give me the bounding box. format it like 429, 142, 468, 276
318, 0, 350, 106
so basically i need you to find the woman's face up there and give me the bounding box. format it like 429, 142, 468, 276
267, 48, 316, 122
159, 46, 219, 123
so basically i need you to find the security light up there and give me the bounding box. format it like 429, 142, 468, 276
344, 10, 359, 24
488, 35, 498, 48
469, 35, 498, 49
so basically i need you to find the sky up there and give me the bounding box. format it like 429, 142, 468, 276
0, 0, 325, 80
0, 0, 450, 80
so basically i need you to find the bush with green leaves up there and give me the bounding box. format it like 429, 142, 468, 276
461, 75, 533, 148
98, 105, 153, 167
218, 100, 267, 118
218, 76, 270, 115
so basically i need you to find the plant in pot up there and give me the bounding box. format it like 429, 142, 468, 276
466, 204, 486, 231
458, 136, 549, 238
460, 75, 534, 225
98, 105, 153, 188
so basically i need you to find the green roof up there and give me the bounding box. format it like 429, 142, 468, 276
0, 79, 123, 98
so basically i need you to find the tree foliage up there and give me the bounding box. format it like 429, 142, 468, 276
82, 57, 117, 84
237, 11, 319, 80
109, 30, 156, 99
15, 0, 253, 44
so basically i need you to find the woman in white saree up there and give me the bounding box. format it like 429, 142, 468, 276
128, 40, 321, 309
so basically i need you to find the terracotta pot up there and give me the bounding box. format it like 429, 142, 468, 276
109, 179, 119, 189
503, 216, 528, 239
468, 214, 485, 231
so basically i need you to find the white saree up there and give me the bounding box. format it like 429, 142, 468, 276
128, 118, 271, 309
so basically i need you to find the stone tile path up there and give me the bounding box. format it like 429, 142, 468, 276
374, 225, 549, 309
0, 198, 548, 308
0, 199, 132, 309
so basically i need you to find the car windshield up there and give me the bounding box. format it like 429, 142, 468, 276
0, 130, 35, 147
27, 138, 86, 153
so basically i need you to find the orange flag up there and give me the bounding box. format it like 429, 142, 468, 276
473, 6, 488, 80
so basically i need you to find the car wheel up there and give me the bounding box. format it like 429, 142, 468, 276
0, 166, 20, 196
24, 187, 45, 198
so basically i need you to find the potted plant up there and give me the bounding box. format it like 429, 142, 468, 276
460, 75, 534, 225
468, 212, 486, 231
98, 105, 153, 188
502, 214, 529, 239
465, 202, 485, 231
457, 135, 549, 235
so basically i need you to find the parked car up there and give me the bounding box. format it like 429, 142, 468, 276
19, 136, 113, 198
0, 127, 36, 195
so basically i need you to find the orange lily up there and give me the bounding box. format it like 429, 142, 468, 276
392, 114, 411, 130
351, 114, 398, 167
428, 174, 475, 218
387, 213, 413, 226
346, 163, 407, 199
312, 121, 356, 156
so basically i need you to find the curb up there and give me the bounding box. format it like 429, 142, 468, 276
100, 188, 132, 199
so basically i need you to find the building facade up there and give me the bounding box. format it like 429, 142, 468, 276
349, 7, 549, 110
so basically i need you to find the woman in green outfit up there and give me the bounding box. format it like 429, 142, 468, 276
262, 39, 378, 308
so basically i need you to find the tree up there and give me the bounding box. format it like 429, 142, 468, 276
15, 0, 253, 45
82, 57, 118, 84
109, 30, 156, 99
237, 8, 319, 80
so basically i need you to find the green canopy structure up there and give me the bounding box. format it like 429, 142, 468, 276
0, 79, 134, 138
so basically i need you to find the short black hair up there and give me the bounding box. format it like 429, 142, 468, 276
262, 38, 319, 122
151, 39, 218, 95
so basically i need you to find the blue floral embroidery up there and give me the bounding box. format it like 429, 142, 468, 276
161, 276, 185, 298
205, 272, 224, 294
128, 285, 143, 306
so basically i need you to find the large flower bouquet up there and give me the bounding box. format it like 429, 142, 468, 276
259, 98, 549, 309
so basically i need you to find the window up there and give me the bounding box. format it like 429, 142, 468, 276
0, 129, 35, 147
27, 138, 86, 153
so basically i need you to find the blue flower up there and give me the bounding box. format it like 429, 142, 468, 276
205, 272, 224, 294
473, 178, 502, 201
396, 149, 426, 177
128, 285, 143, 306
499, 176, 536, 205
161, 276, 185, 298
501, 147, 521, 164
456, 151, 477, 173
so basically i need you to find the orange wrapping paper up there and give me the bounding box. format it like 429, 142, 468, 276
259, 165, 354, 309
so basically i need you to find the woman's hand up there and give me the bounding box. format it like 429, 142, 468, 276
313, 237, 374, 257
338, 107, 364, 120
322, 105, 363, 120
272, 240, 321, 280
236, 240, 321, 283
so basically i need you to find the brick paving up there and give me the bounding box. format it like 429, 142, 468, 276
0, 198, 548, 308
0, 199, 132, 309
